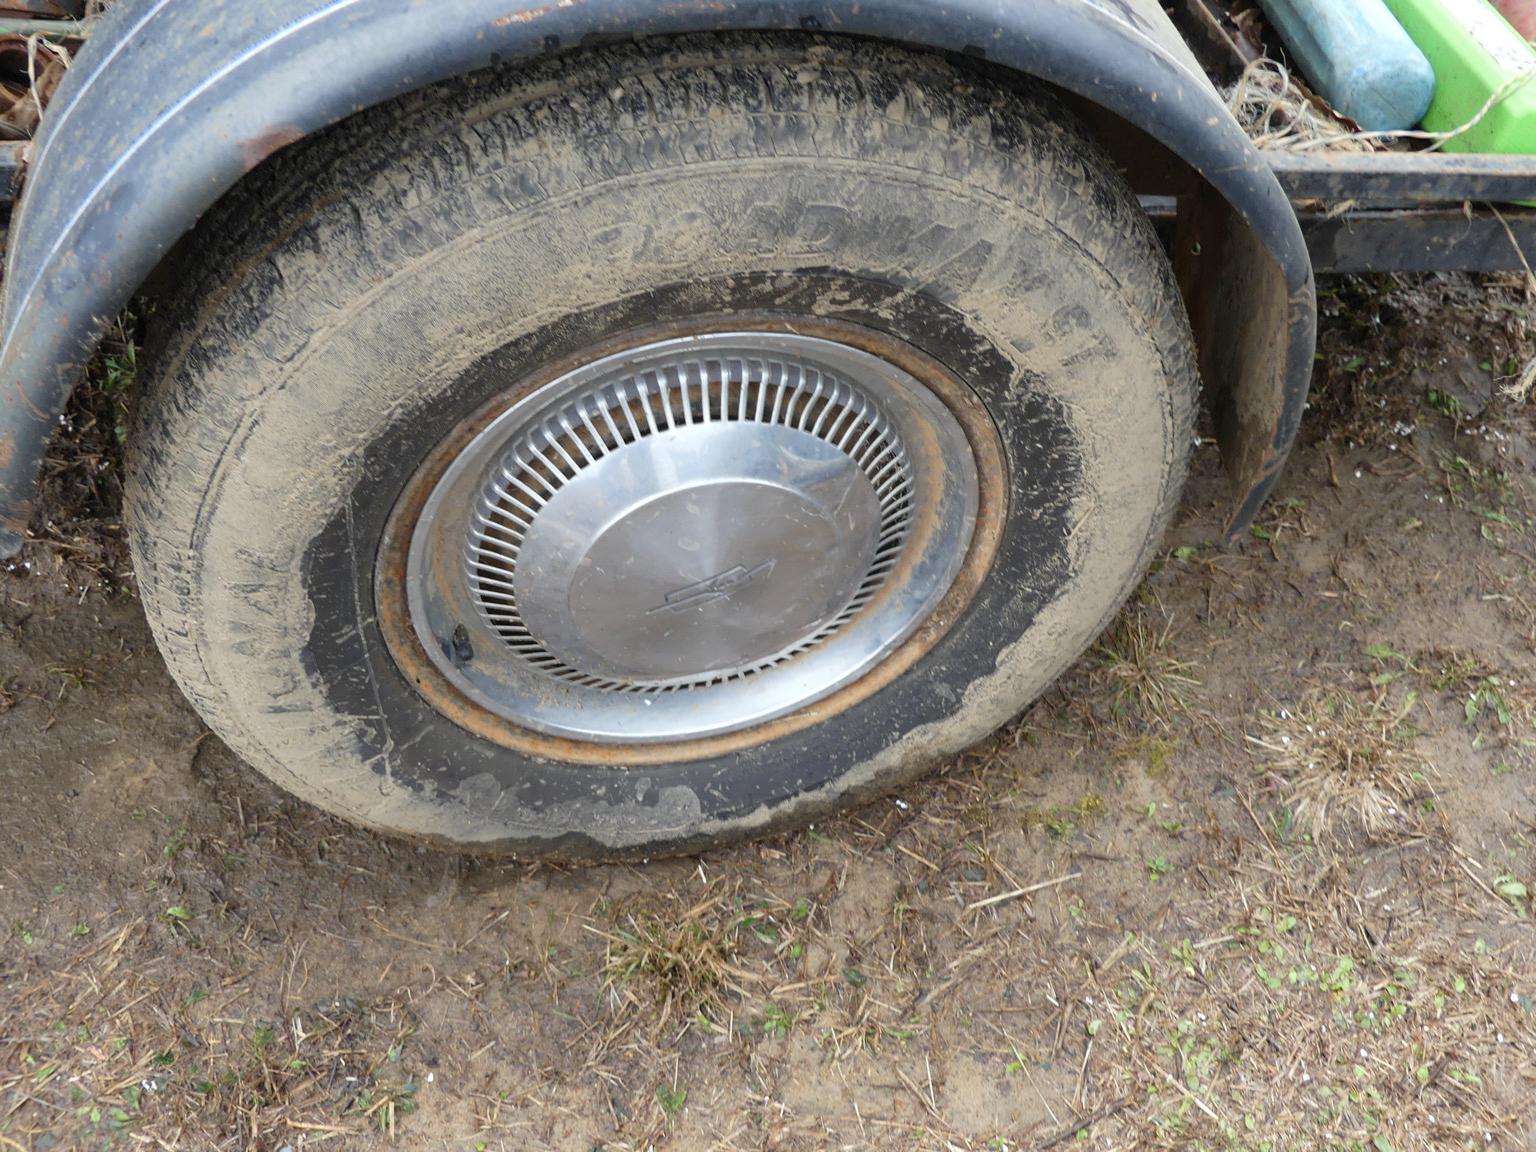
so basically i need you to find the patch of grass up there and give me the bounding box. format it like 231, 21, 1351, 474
43, 663, 94, 697
162, 827, 189, 862
1423, 649, 1480, 690
1425, 386, 1465, 421
1023, 792, 1106, 841
347, 1078, 419, 1137
595, 896, 743, 1028
758, 1003, 793, 1038
1493, 875, 1529, 914
1416, 650, 1530, 739
1251, 693, 1434, 841
2, 936, 423, 1151
654, 1084, 687, 1117
1092, 608, 1201, 730
1072, 847, 1536, 1150
1363, 643, 1419, 688
1117, 735, 1176, 777
1438, 454, 1528, 537
592, 883, 808, 1038
209, 1002, 420, 1141
1464, 679, 1514, 728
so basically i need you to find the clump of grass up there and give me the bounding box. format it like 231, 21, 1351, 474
1252, 693, 1434, 840
594, 893, 744, 1029
1092, 608, 1200, 730
591, 885, 806, 1036
1024, 792, 1106, 841
1437, 455, 1527, 538
345, 1077, 420, 1138
1116, 734, 1176, 777
1429, 650, 1495, 692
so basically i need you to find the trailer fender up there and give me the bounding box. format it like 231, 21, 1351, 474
0, 0, 1315, 557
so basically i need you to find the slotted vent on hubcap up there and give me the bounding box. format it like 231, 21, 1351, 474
462, 356, 914, 692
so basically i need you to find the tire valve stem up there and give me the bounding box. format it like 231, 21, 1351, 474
450, 623, 474, 665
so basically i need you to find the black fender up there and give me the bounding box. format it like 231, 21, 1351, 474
0, 0, 1315, 556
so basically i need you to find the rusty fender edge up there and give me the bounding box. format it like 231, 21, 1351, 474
0, 0, 1315, 557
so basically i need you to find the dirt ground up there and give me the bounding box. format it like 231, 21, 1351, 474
3, 273, 1535, 1151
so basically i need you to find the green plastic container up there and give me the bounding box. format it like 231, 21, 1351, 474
1381, 0, 1536, 154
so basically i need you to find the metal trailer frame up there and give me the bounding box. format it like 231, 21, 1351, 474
0, 0, 1531, 560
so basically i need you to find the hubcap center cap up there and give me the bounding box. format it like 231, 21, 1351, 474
519, 422, 882, 681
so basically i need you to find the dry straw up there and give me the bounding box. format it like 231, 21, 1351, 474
1227, 57, 1536, 402
1226, 56, 1536, 153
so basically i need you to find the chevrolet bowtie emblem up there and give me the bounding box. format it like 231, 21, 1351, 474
646, 561, 775, 615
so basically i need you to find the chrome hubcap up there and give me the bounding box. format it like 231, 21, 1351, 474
400, 332, 979, 742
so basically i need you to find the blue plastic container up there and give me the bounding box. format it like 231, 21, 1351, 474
1257, 0, 1438, 131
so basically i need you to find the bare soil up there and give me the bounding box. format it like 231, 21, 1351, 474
2, 273, 1535, 1151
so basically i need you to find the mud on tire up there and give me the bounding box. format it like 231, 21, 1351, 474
126, 34, 1197, 858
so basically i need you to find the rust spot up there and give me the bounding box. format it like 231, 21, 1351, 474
241, 125, 305, 172
0, 433, 14, 472
493, 0, 577, 27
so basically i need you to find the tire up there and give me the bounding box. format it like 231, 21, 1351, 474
126, 33, 1197, 859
